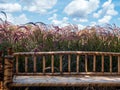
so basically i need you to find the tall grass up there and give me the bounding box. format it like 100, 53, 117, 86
1, 11, 120, 53
1, 20, 120, 53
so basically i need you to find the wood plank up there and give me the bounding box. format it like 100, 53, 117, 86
10, 76, 120, 87
0, 57, 3, 81
13, 51, 120, 56
101, 55, 104, 73
14, 72, 120, 76
110, 55, 112, 73
43, 56, 46, 73
68, 55, 71, 73
16, 56, 19, 73
93, 55, 96, 72
33, 56, 37, 73
60, 55, 62, 73
85, 55, 88, 72
25, 57, 28, 72
76, 55, 79, 73
118, 56, 120, 74
51, 55, 54, 74
0, 82, 3, 90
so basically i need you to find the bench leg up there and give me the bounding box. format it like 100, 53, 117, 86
3, 56, 13, 90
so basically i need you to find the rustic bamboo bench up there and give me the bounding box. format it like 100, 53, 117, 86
3, 51, 120, 90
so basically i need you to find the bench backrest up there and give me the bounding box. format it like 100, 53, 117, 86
13, 51, 120, 76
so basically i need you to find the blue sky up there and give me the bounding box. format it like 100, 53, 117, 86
0, 0, 120, 29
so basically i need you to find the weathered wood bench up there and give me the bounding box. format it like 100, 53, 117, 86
3, 51, 120, 90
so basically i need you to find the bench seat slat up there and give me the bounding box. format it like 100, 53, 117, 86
10, 76, 120, 87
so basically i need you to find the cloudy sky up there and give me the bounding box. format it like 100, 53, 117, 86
0, 0, 120, 28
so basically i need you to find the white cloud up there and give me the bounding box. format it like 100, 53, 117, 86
93, 0, 118, 18
90, 21, 97, 26
102, 0, 112, 7
73, 18, 88, 22
0, 0, 16, 3
106, 4, 118, 16
78, 24, 85, 30
48, 14, 69, 27
0, 13, 29, 24
48, 9, 58, 14
0, 13, 14, 22
79, 19, 88, 22
63, 17, 69, 22
64, 0, 100, 18
48, 13, 57, 20
23, 0, 57, 14
118, 18, 120, 20
92, 0, 118, 25
93, 10, 102, 18
0, 3, 22, 12
14, 14, 29, 24
98, 15, 112, 24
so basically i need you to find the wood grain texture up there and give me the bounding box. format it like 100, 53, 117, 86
10, 76, 120, 87
43, 56, 46, 73
60, 55, 62, 73
85, 55, 88, 72
76, 55, 79, 73
110, 55, 112, 73
68, 55, 71, 73
93, 55, 96, 72
13, 51, 120, 56
33, 56, 37, 73
101, 55, 104, 73
16, 56, 19, 73
118, 56, 120, 74
25, 57, 28, 73
51, 55, 54, 74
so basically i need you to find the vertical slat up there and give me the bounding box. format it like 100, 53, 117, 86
33, 56, 37, 72
60, 55, 62, 73
118, 56, 120, 74
101, 55, 104, 73
43, 56, 46, 73
68, 55, 71, 73
51, 55, 54, 73
93, 55, 96, 72
85, 54, 88, 72
16, 56, 19, 73
25, 56, 28, 72
110, 55, 112, 73
76, 55, 79, 73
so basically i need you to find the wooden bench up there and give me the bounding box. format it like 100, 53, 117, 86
3, 51, 120, 90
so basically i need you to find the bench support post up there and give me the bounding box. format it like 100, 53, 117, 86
0, 54, 3, 90
3, 55, 13, 90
